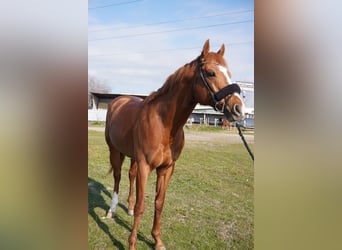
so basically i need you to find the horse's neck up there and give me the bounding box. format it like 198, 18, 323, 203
152, 67, 197, 135
169, 93, 197, 135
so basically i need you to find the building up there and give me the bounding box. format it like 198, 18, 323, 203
88, 81, 254, 127
235, 81, 254, 127
88, 92, 146, 122
89, 92, 146, 110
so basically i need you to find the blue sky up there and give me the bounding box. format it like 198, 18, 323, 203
88, 0, 254, 94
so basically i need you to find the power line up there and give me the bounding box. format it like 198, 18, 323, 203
88, 0, 143, 10
88, 41, 253, 58
88, 19, 253, 42
88, 9, 253, 33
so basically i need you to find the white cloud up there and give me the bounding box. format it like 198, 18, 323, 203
88, 11, 253, 94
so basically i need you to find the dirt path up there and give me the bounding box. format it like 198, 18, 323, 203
184, 130, 254, 144
88, 127, 254, 144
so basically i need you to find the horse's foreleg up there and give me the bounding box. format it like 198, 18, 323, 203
128, 161, 151, 250
127, 160, 137, 216
151, 164, 175, 250
107, 150, 124, 218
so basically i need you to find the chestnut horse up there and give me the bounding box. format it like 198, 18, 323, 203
105, 39, 245, 250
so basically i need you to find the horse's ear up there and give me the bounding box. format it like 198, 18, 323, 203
217, 44, 225, 56
201, 39, 210, 58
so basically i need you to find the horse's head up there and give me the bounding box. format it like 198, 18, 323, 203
194, 39, 245, 122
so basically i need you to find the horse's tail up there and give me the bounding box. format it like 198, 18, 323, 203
107, 150, 125, 175
105, 102, 114, 175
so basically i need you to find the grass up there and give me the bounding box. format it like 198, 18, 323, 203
88, 129, 254, 249
185, 124, 254, 135
89, 121, 106, 127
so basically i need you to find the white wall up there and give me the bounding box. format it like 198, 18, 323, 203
88, 109, 107, 121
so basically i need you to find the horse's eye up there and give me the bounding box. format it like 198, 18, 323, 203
206, 71, 216, 77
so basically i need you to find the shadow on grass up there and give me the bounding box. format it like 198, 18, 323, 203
88, 177, 154, 249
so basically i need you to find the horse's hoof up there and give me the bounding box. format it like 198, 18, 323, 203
128, 209, 134, 216
106, 211, 113, 218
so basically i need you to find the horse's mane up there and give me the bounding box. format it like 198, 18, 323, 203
144, 57, 199, 104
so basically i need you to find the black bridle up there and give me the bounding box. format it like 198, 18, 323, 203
197, 58, 254, 161
197, 58, 241, 119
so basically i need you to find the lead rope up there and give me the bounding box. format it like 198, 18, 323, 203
236, 123, 254, 161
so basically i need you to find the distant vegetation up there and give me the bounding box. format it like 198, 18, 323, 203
88, 121, 106, 127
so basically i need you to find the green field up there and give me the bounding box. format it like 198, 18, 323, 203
88, 129, 254, 249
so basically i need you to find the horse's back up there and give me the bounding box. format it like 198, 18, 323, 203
105, 95, 143, 157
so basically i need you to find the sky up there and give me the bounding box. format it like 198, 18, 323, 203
88, 0, 254, 95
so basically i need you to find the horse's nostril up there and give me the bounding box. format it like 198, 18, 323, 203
233, 104, 241, 115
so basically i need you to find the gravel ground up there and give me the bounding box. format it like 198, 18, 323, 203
184, 130, 254, 144
88, 127, 254, 144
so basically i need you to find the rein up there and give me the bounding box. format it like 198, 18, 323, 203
236, 123, 254, 161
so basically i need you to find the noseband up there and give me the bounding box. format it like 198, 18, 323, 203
197, 58, 241, 118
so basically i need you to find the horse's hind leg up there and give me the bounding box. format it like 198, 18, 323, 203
127, 159, 137, 216
106, 149, 125, 218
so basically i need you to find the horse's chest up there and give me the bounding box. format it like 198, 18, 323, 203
145, 144, 174, 168
146, 135, 186, 168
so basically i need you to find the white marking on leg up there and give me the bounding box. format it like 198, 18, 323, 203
218, 65, 233, 85
109, 192, 119, 213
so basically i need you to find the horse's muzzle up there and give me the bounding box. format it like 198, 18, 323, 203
212, 83, 244, 122
224, 95, 245, 122
232, 104, 243, 118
